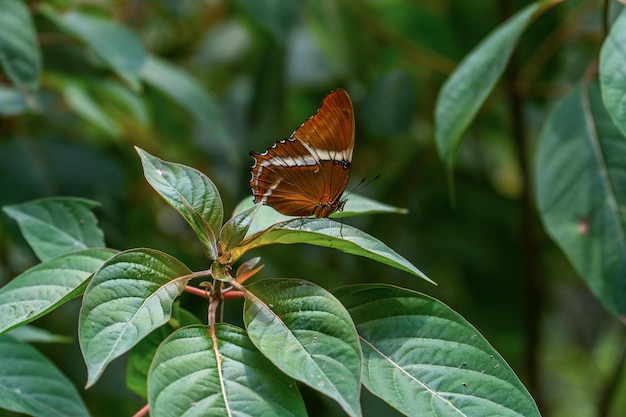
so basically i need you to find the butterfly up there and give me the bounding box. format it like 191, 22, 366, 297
249, 89, 354, 218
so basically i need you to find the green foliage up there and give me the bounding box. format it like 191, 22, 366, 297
148, 324, 307, 417
3, 198, 105, 261
244, 279, 362, 417
0, 151, 537, 417
335, 285, 538, 416
0, 0, 40, 92
40, 7, 146, 91
0, 248, 114, 333
535, 82, 626, 317
2, 0, 626, 416
79, 248, 192, 387
435, 2, 540, 169
600, 7, 626, 137
137, 148, 223, 259
0, 335, 90, 417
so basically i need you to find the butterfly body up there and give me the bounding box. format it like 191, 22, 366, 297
249, 89, 354, 218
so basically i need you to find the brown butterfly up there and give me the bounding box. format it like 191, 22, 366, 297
249, 89, 354, 218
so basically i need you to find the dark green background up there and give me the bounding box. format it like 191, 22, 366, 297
1, 1, 624, 416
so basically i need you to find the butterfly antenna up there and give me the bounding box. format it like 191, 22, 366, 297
344, 174, 381, 198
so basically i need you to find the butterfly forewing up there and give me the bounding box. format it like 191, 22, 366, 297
292, 89, 354, 164
249, 89, 355, 218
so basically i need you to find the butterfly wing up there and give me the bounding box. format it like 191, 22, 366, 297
250, 139, 325, 216
292, 89, 354, 168
249, 89, 355, 217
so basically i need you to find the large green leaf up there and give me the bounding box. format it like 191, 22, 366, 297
126, 305, 202, 399
434, 2, 540, 168
0, 248, 116, 334
335, 285, 541, 417
244, 279, 362, 417
148, 324, 306, 417
137, 147, 223, 259
0, 335, 91, 417
79, 248, 191, 387
139, 55, 236, 163
235, 218, 433, 284
3, 197, 106, 262
0, 0, 41, 92
234, 193, 409, 237
600, 7, 626, 137
41, 7, 146, 90
535, 82, 626, 317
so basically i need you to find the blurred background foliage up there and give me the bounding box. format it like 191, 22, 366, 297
1, 0, 625, 416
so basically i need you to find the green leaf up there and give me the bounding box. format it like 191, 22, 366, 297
334, 285, 541, 417
234, 193, 408, 236
535, 82, 626, 317
126, 305, 202, 399
219, 204, 260, 252
3, 197, 106, 262
136, 147, 223, 260
61, 80, 120, 136
97, 79, 149, 125
334, 193, 409, 217
79, 248, 191, 387
0, 335, 91, 417
139, 55, 236, 163
0, 0, 41, 92
244, 279, 362, 417
600, 7, 626, 137
434, 2, 540, 168
6, 325, 72, 344
148, 324, 307, 417
235, 219, 434, 284
41, 8, 146, 90
0, 248, 116, 334
54, 75, 149, 135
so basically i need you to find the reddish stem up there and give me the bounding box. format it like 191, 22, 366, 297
131, 404, 149, 417
184, 285, 210, 298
